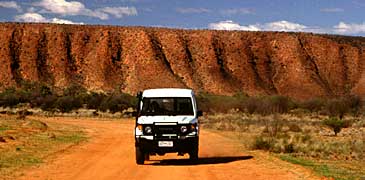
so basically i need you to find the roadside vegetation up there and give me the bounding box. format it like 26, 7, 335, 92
199, 94, 364, 180
0, 115, 87, 179
0, 82, 136, 116
1, 82, 364, 179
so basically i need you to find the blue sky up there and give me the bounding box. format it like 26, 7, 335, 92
0, 0, 364, 36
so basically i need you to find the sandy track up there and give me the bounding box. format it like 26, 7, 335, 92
18, 117, 319, 180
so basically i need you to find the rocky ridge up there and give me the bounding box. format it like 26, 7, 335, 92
0, 23, 365, 100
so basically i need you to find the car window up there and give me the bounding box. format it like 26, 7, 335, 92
141, 97, 194, 116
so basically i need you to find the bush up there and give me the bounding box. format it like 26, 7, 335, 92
269, 95, 291, 114
245, 97, 260, 114
323, 117, 345, 136
32, 95, 58, 112
262, 115, 285, 137
284, 143, 295, 153
55, 96, 83, 113
99, 93, 136, 113
0, 83, 54, 109
63, 84, 87, 97
347, 95, 362, 116
0, 88, 20, 108
300, 98, 325, 113
253, 135, 297, 153
245, 95, 292, 115
19, 81, 53, 102
39, 85, 53, 97
325, 98, 349, 119
323, 95, 363, 119
196, 93, 246, 113
253, 136, 273, 151
84, 92, 106, 110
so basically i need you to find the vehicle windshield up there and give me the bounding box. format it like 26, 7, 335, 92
141, 97, 194, 116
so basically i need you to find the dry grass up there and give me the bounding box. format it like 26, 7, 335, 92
0, 115, 87, 179
201, 113, 365, 180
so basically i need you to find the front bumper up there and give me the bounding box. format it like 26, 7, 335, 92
135, 136, 198, 154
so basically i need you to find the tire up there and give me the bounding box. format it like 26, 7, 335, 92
189, 146, 199, 161
144, 153, 150, 161
135, 147, 145, 165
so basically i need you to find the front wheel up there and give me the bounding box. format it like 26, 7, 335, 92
189, 146, 199, 161
144, 153, 150, 161
135, 147, 145, 165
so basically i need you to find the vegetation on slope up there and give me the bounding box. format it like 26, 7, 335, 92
0, 116, 87, 179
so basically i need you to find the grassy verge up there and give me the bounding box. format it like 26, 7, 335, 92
280, 155, 365, 180
0, 115, 87, 179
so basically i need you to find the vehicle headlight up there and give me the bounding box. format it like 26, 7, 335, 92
137, 124, 143, 131
180, 125, 188, 133
144, 126, 152, 134
191, 123, 197, 131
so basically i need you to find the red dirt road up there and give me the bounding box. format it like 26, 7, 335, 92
18, 117, 319, 180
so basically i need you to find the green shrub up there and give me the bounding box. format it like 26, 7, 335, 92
0, 88, 20, 108
300, 98, 325, 113
1, 94, 19, 107
269, 95, 291, 114
284, 143, 295, 153
84, 92, 106, 110
246, 96, 292, 115
262, 115, 285, 137
99, 93, 136, 113
253, 136, 273, 151
39, 85, 53, 97
0, 82, 55, 109
196, 93, 246, 113
323, 117, 345, 136
244, 97, 260, 114
253, 135, 297, 153
347, 95, 362, 116
63, 84, 87, 97
32, 95, 57, 112
325, 98, 349, 119
19, 81, 53, 101
55, 96, 83, 113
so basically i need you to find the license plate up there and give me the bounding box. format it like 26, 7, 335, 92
158, 141, 173, 147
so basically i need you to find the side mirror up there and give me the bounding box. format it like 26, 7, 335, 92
197, 110, 203, 117
136, 91, 142, 98
132, 111, 138, 117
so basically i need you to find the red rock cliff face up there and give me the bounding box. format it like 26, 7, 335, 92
0, 23, 365, 100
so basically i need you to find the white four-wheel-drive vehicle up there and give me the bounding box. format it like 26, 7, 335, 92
134, 88, 202, 165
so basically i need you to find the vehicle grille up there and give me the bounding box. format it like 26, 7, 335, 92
154, 125, 179, 135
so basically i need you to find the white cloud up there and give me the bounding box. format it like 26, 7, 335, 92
27, 7, 37, 13
176, 8, 211, 14
334, 22, 365, 34
50, 17, 83, 24
320, 8, 344, 13
14, 12, 83, 24
87, 10, 109, 20
208, 20, 260, 31
208, 20, 365, 35
0, 1, 22, 12
34, 0, 85, 15
98, 7, 137, 18
264, 21, 307, 32
33, 0, 108, 19
33, 0, 137, 20
15, 13, 47, 22
209, 20, 306, 32
220, 8, 254, 15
